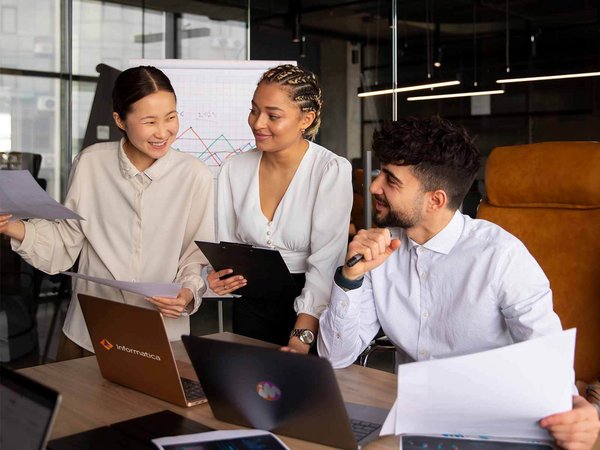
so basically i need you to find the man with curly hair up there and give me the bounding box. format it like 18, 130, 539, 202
318, 117, 600, 449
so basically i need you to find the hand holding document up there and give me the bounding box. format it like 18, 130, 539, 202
62, 271, 181, 298
381, 329, 576, 443
0, 170, 83, 221
152, 429, 290, 449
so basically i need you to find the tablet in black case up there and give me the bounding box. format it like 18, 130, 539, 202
196, 241, 298, 297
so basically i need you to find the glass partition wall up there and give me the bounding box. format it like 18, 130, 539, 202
0, 0, 250, 201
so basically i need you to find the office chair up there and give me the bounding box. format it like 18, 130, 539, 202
477, 141, 600, 384
0, 151, 66, 363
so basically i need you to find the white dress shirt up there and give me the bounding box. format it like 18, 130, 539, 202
216, 141, 353, 318
318, 211, 563, 368
12, 139, 214, 352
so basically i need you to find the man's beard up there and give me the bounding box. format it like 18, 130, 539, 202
373, 194, 422, 229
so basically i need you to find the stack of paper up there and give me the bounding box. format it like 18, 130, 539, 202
381, 329, 576, 445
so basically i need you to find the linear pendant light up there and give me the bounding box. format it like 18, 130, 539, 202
496, 71, 600, 84
406, 89, 504, 101
358, 80, 460, 98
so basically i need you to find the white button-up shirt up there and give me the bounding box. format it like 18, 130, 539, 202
318, 211, 562, 368
12, 139, 214, 352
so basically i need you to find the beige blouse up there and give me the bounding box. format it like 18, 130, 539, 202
12, 139, 214, 352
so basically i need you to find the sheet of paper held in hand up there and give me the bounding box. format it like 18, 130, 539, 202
0, 170, 83, 221
62, 271, 181, 298
381, 329, 576, 442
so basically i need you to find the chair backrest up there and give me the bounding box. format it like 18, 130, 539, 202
477, 142, 600, 382
0, 152, 42, 178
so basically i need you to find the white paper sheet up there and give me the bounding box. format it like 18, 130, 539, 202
385, 329, 575, 441
152, 429, 290, 449
0, 170, 83, 221
62, 271, 181, 298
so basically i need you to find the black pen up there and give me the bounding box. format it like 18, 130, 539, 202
345, 228, 401, 268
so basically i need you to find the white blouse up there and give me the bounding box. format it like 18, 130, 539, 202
216, 141, 353, 318
12, 139, 214, 352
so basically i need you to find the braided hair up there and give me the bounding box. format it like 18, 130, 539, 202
258, 64, 323, 141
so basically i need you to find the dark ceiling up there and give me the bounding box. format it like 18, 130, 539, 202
112, 0, 600, 85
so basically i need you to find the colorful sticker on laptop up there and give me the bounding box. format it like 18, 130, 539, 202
256, 381, 281, 401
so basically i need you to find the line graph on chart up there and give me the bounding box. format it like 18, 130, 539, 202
164, 68, 262, 175
174, 126, 254, 168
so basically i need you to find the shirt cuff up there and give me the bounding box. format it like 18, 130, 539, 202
334, 266, 363, 291
11, 220, 35, 253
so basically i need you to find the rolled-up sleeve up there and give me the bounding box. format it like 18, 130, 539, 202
293, 157, 353, 318
11, 157, 86, 274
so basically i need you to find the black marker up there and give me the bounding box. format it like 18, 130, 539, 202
346, 253, 364, 267
345, 228, 401, 268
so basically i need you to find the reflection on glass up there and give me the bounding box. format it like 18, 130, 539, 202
178, 13, 247, 60
0, 1, 60, 72
0, 75, 61, 199
73, 0, 165, 75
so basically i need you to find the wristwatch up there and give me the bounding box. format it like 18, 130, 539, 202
290, 329, 315, 346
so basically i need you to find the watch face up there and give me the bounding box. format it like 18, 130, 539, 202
299, 330, 315, 345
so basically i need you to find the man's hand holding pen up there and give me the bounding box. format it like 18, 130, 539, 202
342, 228, 402, 281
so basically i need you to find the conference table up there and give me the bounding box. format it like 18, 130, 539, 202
19, 332, 400, 449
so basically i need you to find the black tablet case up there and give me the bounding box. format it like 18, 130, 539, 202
196, 241, 298, 297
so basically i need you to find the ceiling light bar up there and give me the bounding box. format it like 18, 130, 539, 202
496, 71, 600, 84
407, 89, 504, 101
358, 80, 460, 98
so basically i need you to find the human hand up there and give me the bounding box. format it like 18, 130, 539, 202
146, 288, 194, 319
342, 228, 401, 280
280, 337, 311, 354
207, 268, 246, 295
0, 215, 25, 241
540, 396, 600, 450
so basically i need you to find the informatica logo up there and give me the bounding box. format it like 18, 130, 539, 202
99, 338, 161, 361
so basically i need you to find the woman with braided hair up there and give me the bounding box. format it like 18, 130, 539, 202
207, 64, 353, 352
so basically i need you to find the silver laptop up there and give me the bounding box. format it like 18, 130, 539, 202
0, 366, 61, 450
78, 293, 206, 407
182, 334, 389, 450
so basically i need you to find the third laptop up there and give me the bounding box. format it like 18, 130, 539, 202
182, 334, 389, 450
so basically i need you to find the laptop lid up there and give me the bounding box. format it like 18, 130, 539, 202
0, 366, 61, 450
78, 294, 203, 407
182, 334, 370, 450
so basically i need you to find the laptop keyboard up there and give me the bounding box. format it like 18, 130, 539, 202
180, 377, 205, 401
350, 418, 381, 442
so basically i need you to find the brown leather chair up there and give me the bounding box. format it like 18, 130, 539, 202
477, 142, 600, 383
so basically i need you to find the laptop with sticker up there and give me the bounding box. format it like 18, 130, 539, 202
182, 334, 389, 450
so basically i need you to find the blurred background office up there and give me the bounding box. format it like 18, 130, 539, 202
1, 0, 599, 367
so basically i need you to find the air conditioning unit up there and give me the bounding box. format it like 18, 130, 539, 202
37, 96, 56, 111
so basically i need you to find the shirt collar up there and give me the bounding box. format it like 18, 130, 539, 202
406, 210, 465, 255
118, 137, 174, 181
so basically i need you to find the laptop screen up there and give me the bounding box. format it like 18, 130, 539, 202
0, 366, 61, 450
